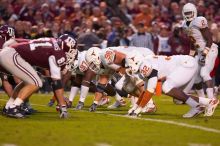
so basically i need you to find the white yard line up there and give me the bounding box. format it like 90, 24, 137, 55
95, 111, 220, 134
1, 98, 220, 134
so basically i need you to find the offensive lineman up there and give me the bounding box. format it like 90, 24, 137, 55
125, 52, 219, 118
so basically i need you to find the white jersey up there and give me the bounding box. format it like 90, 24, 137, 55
74, 51, 88, 75
100, 46, 154, 70
182, 16, 208, 52
139, 55, 196, 80
139, 55, 197, 93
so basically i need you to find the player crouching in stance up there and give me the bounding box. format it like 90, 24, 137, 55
125, 52, 219, 118
0, 34, 77, 118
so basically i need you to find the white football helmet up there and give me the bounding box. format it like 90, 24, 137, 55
125, 51, 143, 76
182, 3, 197, 22
85, 47, 101, 72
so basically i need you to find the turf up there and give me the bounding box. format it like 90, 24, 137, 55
0, 93, 220, 146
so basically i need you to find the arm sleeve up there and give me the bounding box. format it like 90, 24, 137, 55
48, 55, 61, 79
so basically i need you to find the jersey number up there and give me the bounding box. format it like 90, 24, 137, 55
29, 42, 53, 51
79, 61, 88, 72
140, 65, 151, 77
105, 50, 114, 63
57, 57, 66, 65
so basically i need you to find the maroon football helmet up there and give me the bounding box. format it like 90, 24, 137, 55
58, 34, 78, 71
0, 25, 15, 41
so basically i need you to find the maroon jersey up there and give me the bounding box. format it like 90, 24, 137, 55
11, 38, 67, 70
0, 37, 5, 49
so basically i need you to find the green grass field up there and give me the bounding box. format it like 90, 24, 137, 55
0, 93, 220, 146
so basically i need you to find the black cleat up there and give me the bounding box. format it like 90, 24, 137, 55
7, 106, 26, 118
75, 101, 84, 110
2, 107, 8, 115
89, 103, 98, 112
47, 99, 55, 107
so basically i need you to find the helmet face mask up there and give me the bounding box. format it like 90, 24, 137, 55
85, 47, 101, 73
182, 3, 197, 22
0, 25, 15, 41
58, 34, 78, 71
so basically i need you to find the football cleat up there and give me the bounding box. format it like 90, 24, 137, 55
64, 97, 72, 108
89, 103, 98, 112
21, 102, 37, 115
129, 112, 138, 117
183, 106, 205, 118
107, 99, 126, 109
98, 96, 110, 106
47, 99, 55, 107
204, 98, 219, 117
7, 106, 26, 118
75, 101, 84, 110
60, 106, 68, 118
141, 103, 157, 113
2, 106, 8, 115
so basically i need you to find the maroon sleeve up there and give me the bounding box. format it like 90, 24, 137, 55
52, 50, 67, 70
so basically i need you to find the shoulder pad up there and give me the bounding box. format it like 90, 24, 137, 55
193, 16, 208, 29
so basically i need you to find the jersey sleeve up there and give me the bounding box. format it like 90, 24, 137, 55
101, 48, 115, 65
48, 55, 61, 79
194, 16, 208, 29
146, 76, 158, 93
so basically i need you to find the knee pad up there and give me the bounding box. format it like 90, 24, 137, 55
162, 80, 175, 94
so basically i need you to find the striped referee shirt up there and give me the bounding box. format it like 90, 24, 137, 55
130, 32, 153, 50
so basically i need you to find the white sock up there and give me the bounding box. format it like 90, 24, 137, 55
10, 98, 24, 108
206, 88, 214, 99
79, 85, 89, 103
198, 97, 211, 106
196, 89, 205, 98
5, 97, 14, 109
69, 86, 79, 102
115, 92, 123, 101
185, 97, 199, 107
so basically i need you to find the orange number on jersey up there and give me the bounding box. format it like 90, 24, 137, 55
141, 65, 150, 77
201, 20, 205, 27
79, 61, 88, 72
105, 50, 114, 63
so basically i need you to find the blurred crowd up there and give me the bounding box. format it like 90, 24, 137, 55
0, 0, 220, 91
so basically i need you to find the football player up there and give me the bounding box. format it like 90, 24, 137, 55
125, 52, 219, 118
88, 46, 156, 112
182, 3, 218, 99
0, 34, 77, 118
0, 25, 36, 115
